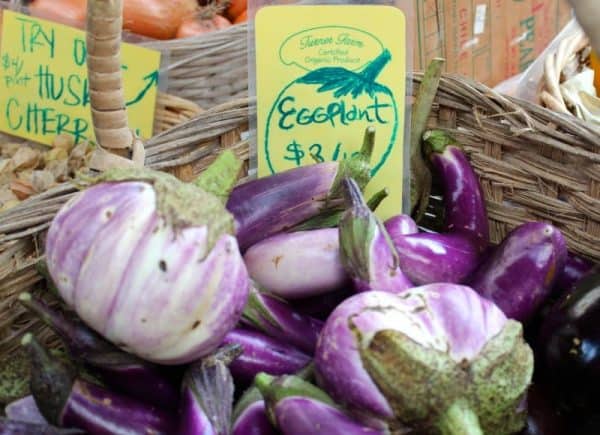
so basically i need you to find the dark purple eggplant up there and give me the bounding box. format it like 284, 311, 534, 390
423, 130, 489, 250
338, 177, 412, 294
0, 418, 83, 434
17, 293, 180, 410
520, 383, 568, 435
241, 286, 324, 354
255, 373, 385, 435
539, 272, 600, 414
179, 344, 241, 435
228, 128, 374, 252
553, 253, 596, 296
468, 222, 567, 322
390, 230, 481, 285
288, 288, 350, 320
221, 328, 311, 384
22, 334, 175, 435
232, 387, 277, 435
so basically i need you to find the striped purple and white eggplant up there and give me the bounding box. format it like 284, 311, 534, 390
423, 130, 489, 250
243, 229, 348, 299
255, 373, 386, 435
468, 222, 568, 322
553, 253, 597, 295
242, 286, 324, 354
383, 214, 418, 239
0, 418, 83, 434
179, 344, 241, 435
232, 387, 277, 435
389, 231, 482, 285
221, 328, 311, 384
44, 168, 250, 364
228, 128, 374, 252
338, 178, 412, 294
314, 285, 533, 434
22, 334, 176, 435
4, 395, 46, 425
18, 293, 180, 410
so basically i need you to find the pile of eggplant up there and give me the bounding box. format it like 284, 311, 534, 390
3, 128, 598, 435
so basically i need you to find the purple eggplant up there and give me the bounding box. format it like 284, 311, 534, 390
538, 272, 600, 414
232, 387, 277, 435
468, 222, 567, 322
0, 418, 83, 434
255, 373, 386, 435
179, 344, 242, 435
383, 214, 418, 239
423, 130, 489, 249
17, 293, 180, 410
221, 328, 311, 384
242, 286, 324, 354
553, 253, 596, 295
4, 395, 46, 425
338, 177, 413, 294
288, 288, 351, 321
228, 128, 374, 252
520, 383, 568, 435
390, 231, 481, 285
243, 229, 348, 299
22, 334, 175, 435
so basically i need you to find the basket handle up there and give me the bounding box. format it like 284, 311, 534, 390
86, 0, 145, 170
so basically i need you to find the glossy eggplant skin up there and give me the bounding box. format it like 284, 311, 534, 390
539, 273, 600, 414
520, 383, 568, 435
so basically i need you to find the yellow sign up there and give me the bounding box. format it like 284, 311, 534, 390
0, 11, 161, 146
255, 5, 407, 219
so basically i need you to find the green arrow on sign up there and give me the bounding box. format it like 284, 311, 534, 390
126, 70, 159, 106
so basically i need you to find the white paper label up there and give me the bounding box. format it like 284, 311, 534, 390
474, 4, 487, 35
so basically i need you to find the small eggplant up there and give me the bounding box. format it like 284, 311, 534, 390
287, 288, 350, 321
539, 272, 600, 414
468, 222, 567, 322
255, 373, 386, 435
339, 178, 412, 294
0, 418, 83, 434
229, 128, 374, 252
221, 328, 311, 384
242, 285, 324, 354
390, 231, 481, 285
553, 253, 596, 296
383, 214, 418, 239
423, 130, 489, 250
243, 229, 348, 299
22, 334, 176, 435
232, 387, 277, 435
18, 293, 180, 410
179, 344, 242, 435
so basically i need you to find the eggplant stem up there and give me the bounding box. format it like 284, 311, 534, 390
360, 126, 376, 161
422, 130, 459, 155
342, 177, 368, 210
437, 400, 483, 435
193, 150, 243, 203
366, 187, 389, 211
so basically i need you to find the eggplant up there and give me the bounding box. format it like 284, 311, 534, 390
255, 373, 385, 435
18, 293, 180, 410
468, 222, 567, 322
539, 272, 600, 414
228, 128, 374, 252
179, 344, 241, 435
288, 288, 350, 321
4, 395, 46, 425
242, 286, 324, 354
0, 418, 83, 434
243, 229, 348, 299
221, 328, 311, 384
390, 231, 481, 285
338, 178, 412, 294
22, 334, 175, 435
520, 383, 568, 435
232, 387, 277, 435
423, 130, 489, 250
553, 253, 596, 296
383, 214, 418, 239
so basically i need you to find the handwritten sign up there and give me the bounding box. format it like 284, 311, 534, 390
0, 11, 161, 146
255, 5, 408, 219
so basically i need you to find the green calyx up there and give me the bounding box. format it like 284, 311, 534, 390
78, 167, 234, 256
255, 373, 336, 408
422, 130, 460, 156
360, 320, 533, 434
193, 150, 243, 204
242, 284, 282, 333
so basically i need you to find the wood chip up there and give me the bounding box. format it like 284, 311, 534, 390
68, 143, 91, 172
10, 179, 35, 200
1, 143, 21, 158
52, 134, 75, 152
44, 148, 69, 164
45, 160, 70, 182
0, 159, 14, 175
11, 147, 40, 170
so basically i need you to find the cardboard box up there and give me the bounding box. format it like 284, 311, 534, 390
413, 0, 572, 86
